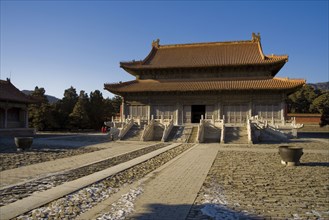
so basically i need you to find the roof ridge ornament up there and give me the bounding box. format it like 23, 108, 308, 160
252, 32, 261, 42
152, 39, 160, 48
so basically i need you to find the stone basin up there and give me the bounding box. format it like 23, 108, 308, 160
14, 137, 33, 151
278, 145, 303, 166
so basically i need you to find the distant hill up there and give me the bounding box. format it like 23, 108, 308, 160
308, 82, 329, 91
22, 90, 60, 104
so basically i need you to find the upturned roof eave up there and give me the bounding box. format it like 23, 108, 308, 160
104, 79, 305, 95
0, 80, 41, 104
104, 86, 304, 96
0, 96, 39, 104
120, 58, 288, 73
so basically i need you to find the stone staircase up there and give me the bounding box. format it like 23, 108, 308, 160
204, 125, 221, 143
224, 126, 248, 144
187, 127, 198, 143
122, 124, 143, 141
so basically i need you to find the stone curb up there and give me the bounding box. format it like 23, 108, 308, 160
0, 143, 181, 220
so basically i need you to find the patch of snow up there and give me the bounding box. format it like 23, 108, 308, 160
201, 204, 219, 218
97, 187, 143, 220
292, 213, 301, 219
311, 210, 322, 218
200, 183, 252, 220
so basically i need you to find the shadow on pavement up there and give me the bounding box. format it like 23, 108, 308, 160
300, 162, 329, 167
131, 203, 263, 220
298, 132, 329, 139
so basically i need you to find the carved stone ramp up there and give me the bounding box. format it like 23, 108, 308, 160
204, 125, 221, 143
225, 126, 248, 144
153, 124, 164, 141
165, 126, 180, 142
122, 124, 143, 141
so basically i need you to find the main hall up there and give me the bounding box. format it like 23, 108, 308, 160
105, 33, 305, 143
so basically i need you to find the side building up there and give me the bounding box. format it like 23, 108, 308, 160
0, 79, 36, 136
104, 33, 305, 143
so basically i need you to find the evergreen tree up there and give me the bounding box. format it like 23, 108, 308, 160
103, 98, 115, 122
111, 95, 122, 115
69, 91, 90, 129
56, 86, 78, 129
62, 86, 78, 113
28, 87, 56, 130
88, 90, 105, 129
287, 85, 319, 113
310, 92, 329, 126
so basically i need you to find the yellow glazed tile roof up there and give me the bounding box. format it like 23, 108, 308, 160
104, 77, 305, 94
121, 34, 288, 69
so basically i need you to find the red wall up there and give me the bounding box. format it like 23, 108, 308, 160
287, 113, 321, 124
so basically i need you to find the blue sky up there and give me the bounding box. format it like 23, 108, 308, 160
1, 1, 328, 98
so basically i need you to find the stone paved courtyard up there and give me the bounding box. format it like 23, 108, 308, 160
1, 133, 328, 219
189, 140, 329, 219
0, 133, 109, 171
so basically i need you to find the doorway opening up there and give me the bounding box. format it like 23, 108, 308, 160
191, 105, 205, 123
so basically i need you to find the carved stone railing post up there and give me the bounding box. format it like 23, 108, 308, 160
141, 119, 155, 141
161, 119, 174, 142
118, 118, 134, 140
220, 115, 225, 143
247, 119, 253, 144
136, 117, 141, 126
197, 119, 205, 143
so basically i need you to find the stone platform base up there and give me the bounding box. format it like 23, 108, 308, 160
0, 128, 35, 137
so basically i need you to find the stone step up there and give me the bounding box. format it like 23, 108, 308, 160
188, 127, 198, 143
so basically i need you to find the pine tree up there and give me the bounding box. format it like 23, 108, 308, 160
287, 85, 319, 113
28, 87, 55, 131
310, 92, 329, 126
88, 90, 105, 129
69, 91, 90, 129
56, 86, 78, 130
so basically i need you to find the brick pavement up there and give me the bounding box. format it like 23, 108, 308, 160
128, 143, 220, 220
0, 141, 152, 189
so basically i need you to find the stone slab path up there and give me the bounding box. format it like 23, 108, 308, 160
0, 141, 152, 189
128, 143, 220, 220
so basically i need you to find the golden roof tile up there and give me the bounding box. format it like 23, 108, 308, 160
120, 33, 288, 70
104, 77, 305, 95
